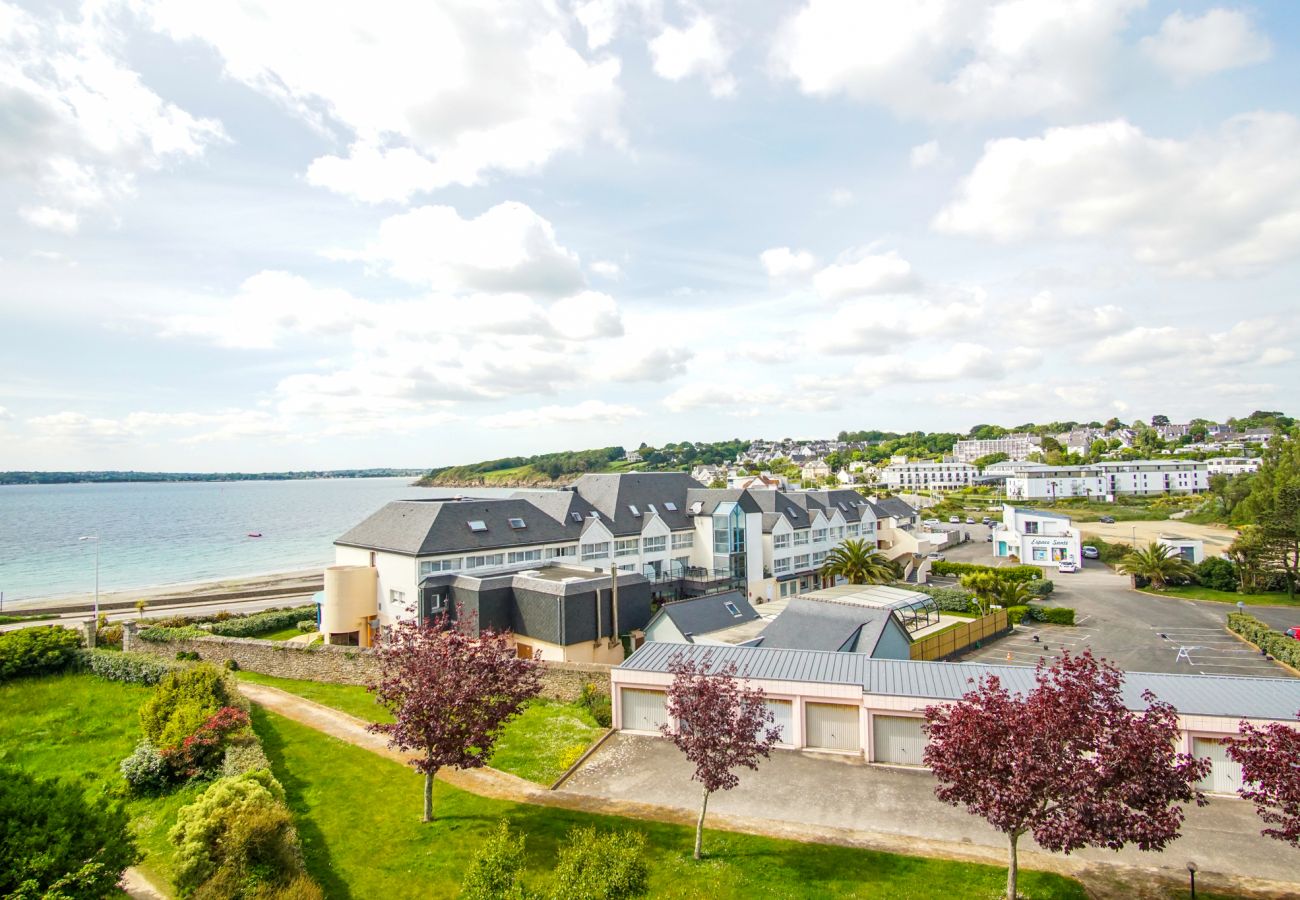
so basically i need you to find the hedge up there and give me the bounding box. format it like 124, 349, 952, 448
0, 626, 83, 681
1005, 605, 1030, 625
931, 561, 1042, 581
85, 649, 184, 685
139, 625, 208, 642
1027, 605, 1075, 626
206, 605, 317, 638
1228, 612, 1300, 670
1026, 579, 1055, 597
896, 583, 975, 612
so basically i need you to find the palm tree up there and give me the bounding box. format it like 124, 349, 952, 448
1118, 541, 1195, 590
993, 578, 1033, 609
820, 539, 901, 585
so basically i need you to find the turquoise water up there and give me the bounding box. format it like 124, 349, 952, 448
0, 478, 527, 600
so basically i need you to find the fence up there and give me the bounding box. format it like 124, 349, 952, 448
909, 610, 1009, 662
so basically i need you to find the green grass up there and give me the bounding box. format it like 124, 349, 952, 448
235, 671, 604, 784
251, 624, 310, 641
1139, 585, 1300, 608
0, 612, 53, 625
252, 706, 1086, 899
0, 672, 202, 890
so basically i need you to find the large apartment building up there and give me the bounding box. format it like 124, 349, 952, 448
331, 473, 922, 637
880, 460, 977, 492
952, 433, 1041, 463
1003, 460, 1209, 501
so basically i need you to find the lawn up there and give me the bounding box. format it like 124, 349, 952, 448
252, 624, 311, 641
1139, 585, 1300, 608
236, 671, 606, 784
252, 706, 1087, 899
0, 673, 202, 890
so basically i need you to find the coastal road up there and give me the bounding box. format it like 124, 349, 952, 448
0, 593, 318, 633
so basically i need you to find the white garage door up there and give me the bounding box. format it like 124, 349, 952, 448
804, 702, 860, 752
620, 688, 668, 732
1194, 736, 1244, 795
873, 715, 928, 766
765, 698, 793, 746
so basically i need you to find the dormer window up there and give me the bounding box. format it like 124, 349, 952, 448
467, 520, 488, 532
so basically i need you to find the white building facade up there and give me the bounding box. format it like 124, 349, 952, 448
1004, 460, 1209, 501
880, 461, 977, 492
952, 433, 1042, 463
992, 504, 1082, 567
1205, 457, 1260, 476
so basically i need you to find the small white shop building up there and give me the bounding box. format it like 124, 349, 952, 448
612, 642, 1300, 794
992, 504, 1082, 567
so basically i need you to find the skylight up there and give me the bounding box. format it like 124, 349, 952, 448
590, 511, 601, 520
508, 517, 526, 529
628, 504, 640, 516
664, 502, 678, 511
646, 503, 658, 515
570, 512, 583, 523
724, 601, 742, 617
467, 520, 488, 532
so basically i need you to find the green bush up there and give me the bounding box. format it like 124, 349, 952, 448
459, 820, 530, 900
207, 606, 317, 638
899, 584, 975, 611
0, 763, 139, 898
548, 827, 649, 900
220, 740, 272, 779
1005, 605, 1030, 625
1228, 613, 1300, 669
297, 620, 317, 633
139, 625, 208, 642
120, 739, 171, 794
1025, 579, 1055, 597
1197, 557, 1239, 593
0, 626, 83, 681
170, 770, 315, 899
96, 623, 123, 649
578, 682, 612, 728
87, 649, 183, 685
177, 651, 201, 661
1028, 605, 1075, 626
931, 561, 1041, 581
139, 664, 235, 750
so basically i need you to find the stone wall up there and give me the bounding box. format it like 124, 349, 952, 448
122, 622, 611, 699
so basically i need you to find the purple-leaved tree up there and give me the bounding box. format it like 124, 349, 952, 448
1226, 712, 1300, 847
923, 650, 1210, 900
368, 611, 540, 822
660, 651, 781, 860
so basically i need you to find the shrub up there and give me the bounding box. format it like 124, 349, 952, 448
221, 740, 272, 779
555, 744, 589, 774
1026, 579, 1055, 597
224, 658, 240, 671
139, 664, 236, 750
170, 770, 313, 899
1228, 613, 1300, 670
459, 820, 529, 900
96, 624, 124, 649
121, 740, 171, 794
88, 649, 183, 685
0, 763, 139, 898
139, 625, 208, 642
931, 561, 1041, 581
578, 682, 612, 728
297, 620, 317, 633
208, 606, 317, 638
0, 625, 83, 681
176, 651, 201, 661
1028, 605, 1075, 626
1197, 557, 1239, 593
548, 827, 649, 900
1005, 605, 1030, 625
160, 706, 251, 779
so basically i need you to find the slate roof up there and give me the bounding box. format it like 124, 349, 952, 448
652, 590, 758, 641
336, 497, 579, 555
756, 598, 900, 654
569, 472, 703, 535
620, 642, 1300, 721
868, 497, 918, 520
684, 487, 763, 518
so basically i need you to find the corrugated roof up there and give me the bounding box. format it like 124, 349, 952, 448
619, 642, 1300, 721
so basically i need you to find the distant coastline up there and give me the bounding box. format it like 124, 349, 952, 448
0, 469, 427, 486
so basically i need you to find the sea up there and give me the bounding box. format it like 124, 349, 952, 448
0, 478, 541, 602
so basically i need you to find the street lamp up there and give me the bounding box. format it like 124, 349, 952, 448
1131, 525, 1137, 548
1187, 860, 1197, 899
79, 536, 100, 623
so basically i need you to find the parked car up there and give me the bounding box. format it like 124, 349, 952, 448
1099, 515, 1116, 524
965, 517, 976, 524
1286, 626, 1300, 640
981, 517, 994, 525
948, 515, 961, 523
923, 517, 941, 526
1082, 545, 1100, 559
1057, 561, 1078, 573
927, 552, 945, 561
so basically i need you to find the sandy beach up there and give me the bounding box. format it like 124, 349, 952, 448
6, 568, 324, 614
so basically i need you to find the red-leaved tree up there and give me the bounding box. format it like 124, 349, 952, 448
368, 612, 540, 822
923, 650, 1209, 900
660, 652, 781, 860
1226, 713, 1300, 847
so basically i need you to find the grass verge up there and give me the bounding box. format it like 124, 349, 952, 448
252, 706, 1087, 899
1139, 585, 1300, 608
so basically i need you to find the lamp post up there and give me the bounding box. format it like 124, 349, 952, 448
1131, 525, 1137, 549
1187, 860, 1197, 899
79, 535, 100, 623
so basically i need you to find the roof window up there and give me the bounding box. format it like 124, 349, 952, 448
724, 601, 742, 617
646, 503, 658, 515
590, 511, 601, 520
468, 520, 488, 532
570, 512, 583, 523
664, 502, 678, 511
628, 505, 641, 516
508, 517, 526, 529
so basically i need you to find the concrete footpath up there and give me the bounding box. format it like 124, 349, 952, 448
240, 682, 1297, 900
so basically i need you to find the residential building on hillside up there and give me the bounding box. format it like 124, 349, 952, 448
880, 460, 977, 492
952, 433, 1042, 463
1158, 534, 1206, 565
1004, 460, 1209, 501
800, 459, 831, 482
992, 505, 1082, 567
1206, 456, 1260, 476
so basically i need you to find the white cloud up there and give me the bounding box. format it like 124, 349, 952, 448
934, 113, 1300, 275
0, 406, 12, 421
772, 0, 1140, 121
611, 347, 693, 382
649, 14, 735, 97
760, 246, 817, 279
479, 400, 643, 429
813, 249, 918, 299
1085, 318, 1295, 367
333, 202, 585, 295
590, 260, 622, 278
1141, 8, 1271, 80
1, 2, 225, 231
547, 292, 624, 340
851, 343, 1041, 390
909, 140, 944, 169
134, 0, 622, 203
662, 382, 839, 414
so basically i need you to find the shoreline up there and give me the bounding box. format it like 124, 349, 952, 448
6, 568, 324, 612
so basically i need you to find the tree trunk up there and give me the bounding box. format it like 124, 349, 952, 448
694, 787, 710, 860
423, 766, 438, 823
1006, 831, 1020, 900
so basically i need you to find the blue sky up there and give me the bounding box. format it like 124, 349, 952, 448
1, 0, 1297, 471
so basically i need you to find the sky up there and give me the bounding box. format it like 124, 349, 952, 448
1, 0, 1298, 472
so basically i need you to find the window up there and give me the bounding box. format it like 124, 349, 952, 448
847, 524, 860, 537
581, 541, 610, 561
508, 517, 526, 529
389, 589, 404, 608
723, 601, 742, 617
1032, 547, 1048, 561
419, 558, 461, 576
548, 544, 576, 558
1024, 521, 1039, 534
571, 512, 583, 523
646, 504, 658, 515
812, 528, 828, 542
643, 535, 666, 553
628, 505, 640, 516
773, 557, 791, 574
466, 553, 504, 568
671, 532, 694, 549
793, 554, 810, 570
508, 549, 542, 564
793, 530, 809, 546
812, 550, 828, 566
780, 581, 799, 598
467, 520, 488, 532
615, 538, 639, 557
831, 526, 844, 540
672, 555, 690, 570
617, 562, 636, 572
589, 511, 601, 520
774, 533, 791, 550
664, 502, 678, 512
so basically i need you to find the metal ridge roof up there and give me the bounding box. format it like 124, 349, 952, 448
619, 642, 1300, 721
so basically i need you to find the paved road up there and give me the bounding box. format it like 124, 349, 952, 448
0, 593, 317, 633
